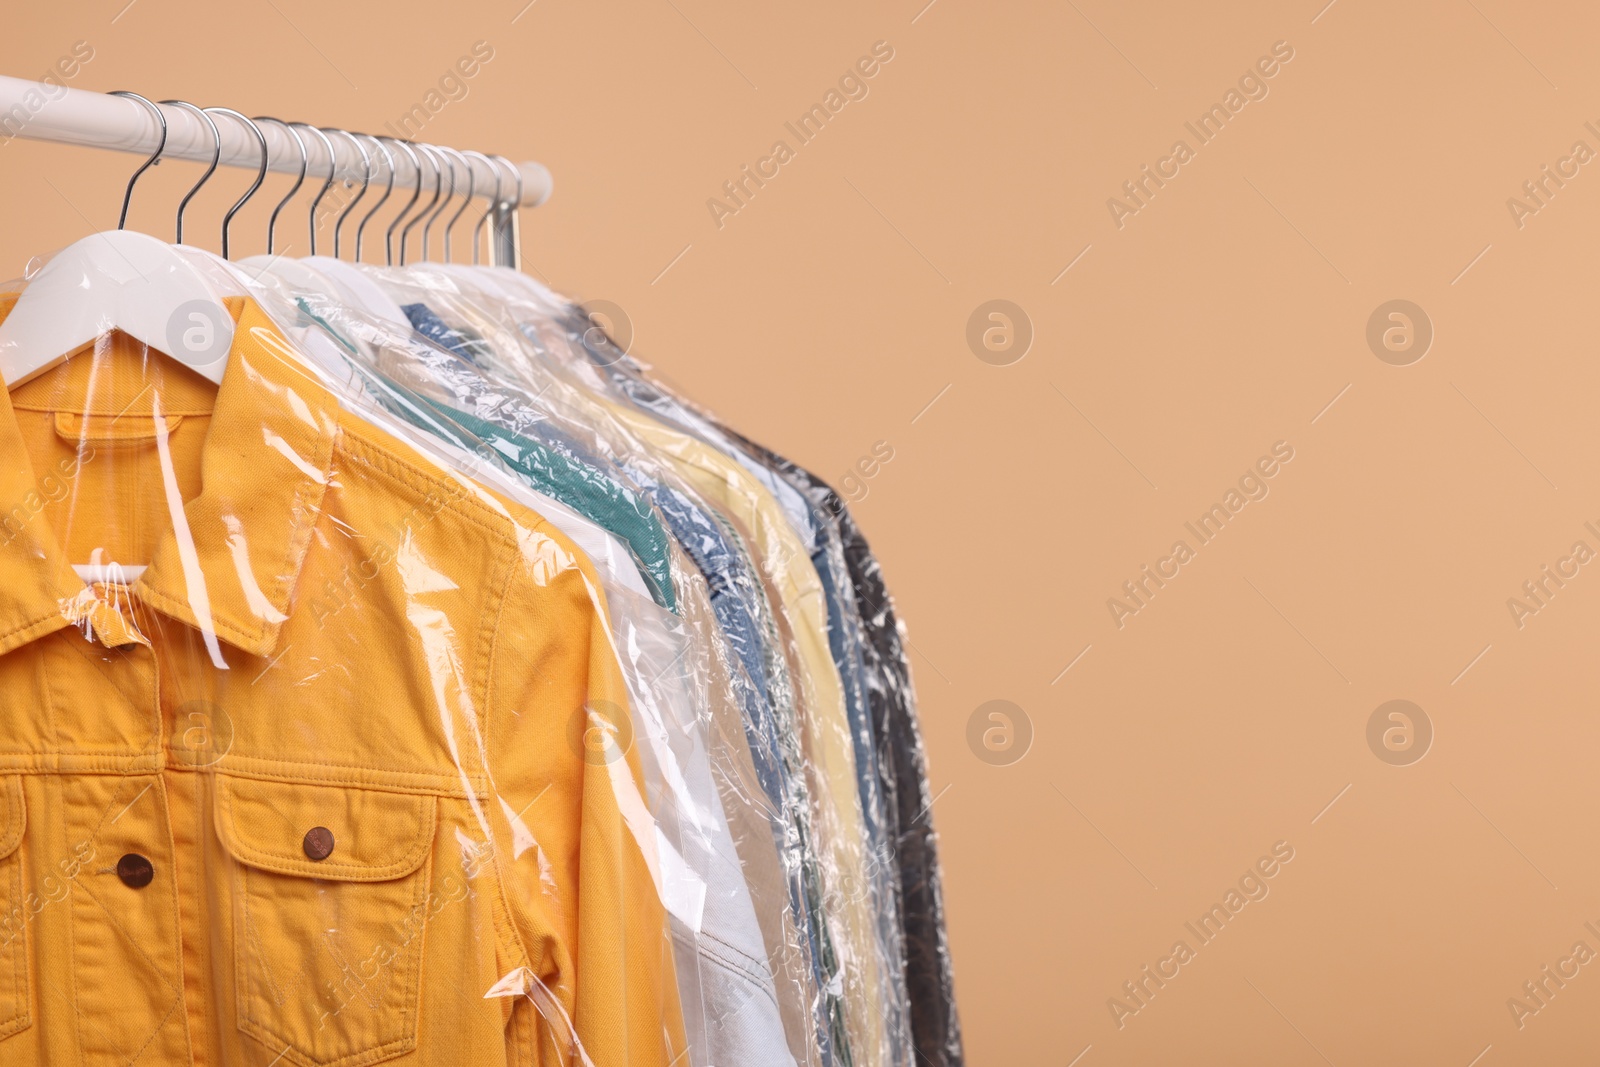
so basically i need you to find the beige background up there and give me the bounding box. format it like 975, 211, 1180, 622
5, 0, 1600, 1062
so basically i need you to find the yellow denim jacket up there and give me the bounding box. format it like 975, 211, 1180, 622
0, 297, 686, 1066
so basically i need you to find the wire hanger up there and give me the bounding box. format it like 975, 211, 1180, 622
295, 123, 337, 257
435, 152, 528, 306
160, 100, 221, 246
400, 144, 443, 266
111, 89, 165, 231
491, 155, 523, 271
384, 139, 424, 267
422, 147, 461, 261
443, 148, 479, 264
304, 130, 412, 327
328, 129, 371, 260
205, 108, 268, 260
470, 150, 503, 266
355, 135, 395, 264
241, 121, 363, 320
253, 116, 307, 257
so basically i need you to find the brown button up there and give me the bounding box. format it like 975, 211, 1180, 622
116, 853, 153, 889
303, 827, 335, 861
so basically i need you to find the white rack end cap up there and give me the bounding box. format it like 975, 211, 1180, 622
518, 162, 553, 208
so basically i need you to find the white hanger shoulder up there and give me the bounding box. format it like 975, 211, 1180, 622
0, 230, 233, 388
238, 254, 342, 302
304, 257, 414, 328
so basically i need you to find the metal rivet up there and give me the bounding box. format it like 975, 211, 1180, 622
116, 853, 154, 888
303, 826, 335, 861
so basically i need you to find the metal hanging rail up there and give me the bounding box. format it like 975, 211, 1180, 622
0, 74, 551, 267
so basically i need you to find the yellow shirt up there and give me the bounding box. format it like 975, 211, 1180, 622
0, 297, 686, 1066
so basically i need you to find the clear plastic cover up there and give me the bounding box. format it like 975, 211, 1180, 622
0, 237, 960, 1067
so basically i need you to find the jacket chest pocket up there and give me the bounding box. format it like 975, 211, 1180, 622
0, 776, 27, 1042
214, 776, 437, 1067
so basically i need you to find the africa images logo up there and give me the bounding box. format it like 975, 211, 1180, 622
1104, 40, 1296, 230
1106, 441, 1295, 629
1107, 840, 1297, 1028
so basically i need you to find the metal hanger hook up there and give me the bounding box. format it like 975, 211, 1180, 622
326, 129, 372, 260
442, 148, 478, 264
469, 151, 504, 266
292, 123, 336, 257
423, 147, 463, 262
490, 155, 523, 269
384, 139, 424, 267
252, 117, 306, 257
204, 108, 268, 260
158, 100, 221, 246
491, 155, 523, 214
400, 144, 443, 266
108, 92, 166, 231
354, 135, 394, 265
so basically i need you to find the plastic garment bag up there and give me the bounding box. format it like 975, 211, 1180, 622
713, 428, 964, 1067
427, 268, 968, 1067
243, 267, 825, 1067
0, 251, 689, 1066
598, 342, 964, 1067
371, 268, 912, 1067
357, 266, 879, 1067
583, 356, 916, 1067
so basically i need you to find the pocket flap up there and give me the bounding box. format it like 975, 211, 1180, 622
0, 777, 22, 861
215, 776, 434, 882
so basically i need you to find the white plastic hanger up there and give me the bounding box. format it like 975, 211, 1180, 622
76, 561, 146, 584
0, 95, 234, 390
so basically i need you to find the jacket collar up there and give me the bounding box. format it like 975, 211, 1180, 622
0, 297, 339, 659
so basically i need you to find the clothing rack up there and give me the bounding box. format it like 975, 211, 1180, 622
0, 74, 551, 268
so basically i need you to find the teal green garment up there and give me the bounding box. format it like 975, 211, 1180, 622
285, 296, 677, 610
430, 397, 676, 613
377, 380, 678, 613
